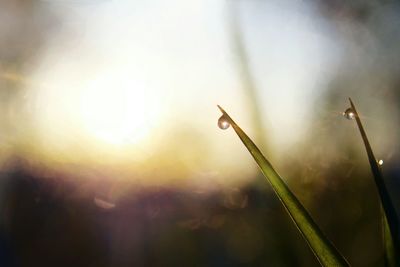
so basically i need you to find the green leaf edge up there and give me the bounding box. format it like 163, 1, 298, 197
348, 98, 400, 267
218, 105, 350, 267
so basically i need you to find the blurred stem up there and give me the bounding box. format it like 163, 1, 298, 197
227, 1, 268, 151
348, 98, 399, 266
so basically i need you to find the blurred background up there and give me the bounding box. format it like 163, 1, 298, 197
0, 0, 400, 266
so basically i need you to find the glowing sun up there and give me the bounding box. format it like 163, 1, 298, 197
79, 74, 161, 146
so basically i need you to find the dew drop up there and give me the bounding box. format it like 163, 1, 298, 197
218, 115, 230, 130
378, 159, 384, 166
343, 108, 356, 120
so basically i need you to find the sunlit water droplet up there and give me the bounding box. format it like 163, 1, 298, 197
218, 115, 230, 130
343, 108, 356, 120
378, 159, 384, 166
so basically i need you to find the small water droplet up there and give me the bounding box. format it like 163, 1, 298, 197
343, 108, 356, 120
218, 115, 230, 130
378, 159, 384, 166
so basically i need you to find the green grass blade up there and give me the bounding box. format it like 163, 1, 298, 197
348, 98, 399, 266
383, 209, 397, 266
218, 105, 350, 267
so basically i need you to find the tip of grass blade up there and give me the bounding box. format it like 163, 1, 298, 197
217, 105, 236, 126
218, 106, 350, 266
349, 98, 400, 266
217, 105, 225, 114
348, 98, 355, 109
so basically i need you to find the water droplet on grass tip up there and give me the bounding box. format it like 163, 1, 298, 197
343, 108, 356, 120
378, 159, 384, 166
218, 115, 230, 130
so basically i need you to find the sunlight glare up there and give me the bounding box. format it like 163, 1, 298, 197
79, 73, 160, 146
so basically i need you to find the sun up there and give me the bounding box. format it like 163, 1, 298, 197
79, 74, 160, 146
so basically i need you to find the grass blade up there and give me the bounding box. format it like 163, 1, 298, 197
218, 105, 350, 267
348, 98, 399, 266
383, 209, 397, 266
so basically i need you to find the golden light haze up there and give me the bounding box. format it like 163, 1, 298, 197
1, 0, 398, 187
